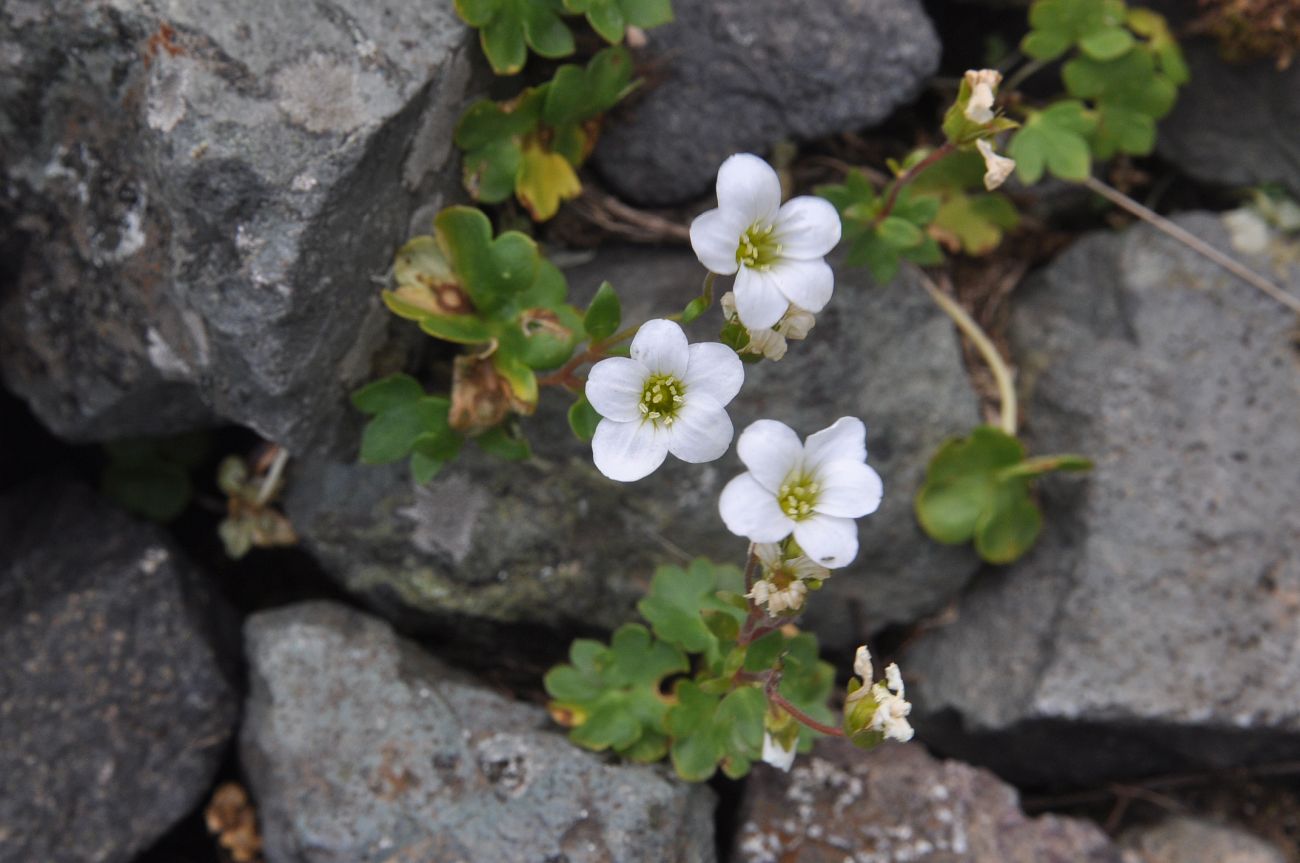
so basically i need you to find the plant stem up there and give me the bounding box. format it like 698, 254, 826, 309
1002, 56, 1048, 96
871, 142, 957, 228
256, 446, 289, 507
765, 675, 844, 737
916, 270, 1018, 436
1082, 176, 1300, 315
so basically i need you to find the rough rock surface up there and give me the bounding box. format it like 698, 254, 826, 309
1121, 816, 1287, 863
241, 601, 716, 863
284, 248, 980, 649
904, 213, 1300, 787
0, 0, 478, 454
1158, 37, 1300, 196
591, 0, 940, 205
0, 481, 238, 863
733, 740, 1123, 862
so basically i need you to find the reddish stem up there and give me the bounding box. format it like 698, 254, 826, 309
765, 675, 844, 737
869, 141, 957, 229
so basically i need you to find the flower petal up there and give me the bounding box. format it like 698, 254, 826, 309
585, 356, 646, 422
813, 459, 883, 518
630, 318, 689, 378
804, 416, 866, 475
689, 208, 743, 275
666, 395, 733, 463
736, 419, 803, 493
733, 267, 788, 330
770, 257, 834, 314
719, 472, 795, 543
683, 342, 744, 407
592, 419, 669, 482
716, 153, 782, 227
793, 514, 859, 569
773, 196, 842, 259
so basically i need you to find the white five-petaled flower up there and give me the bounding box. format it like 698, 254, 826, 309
718, 417, 883, 568
690, 154, 842, 331
586, 319, 744, 482
760, 731, 797, 771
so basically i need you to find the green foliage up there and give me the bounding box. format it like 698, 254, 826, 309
101, 432, 211, 522
567, 394, 601, 440
351, 374, 463, 482
456, 48, 635, 220
545, 624, 687, 761
454, 0, 575, 75
215, 454, 298, 560
546, 558, 838, 781
583, 281, 622, 340
818, 153, 1020, 283
1013, 0, 1187, 171
915, 426, 1091, 564
381, 206, 584, 439
562, 0, 673, 43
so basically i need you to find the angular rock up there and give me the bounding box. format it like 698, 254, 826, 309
0, 481, 238, 863
733, 740, 1123, 862
284, 248, 981, 649
591, 0, 940, 205
904, 213, 1300, 787
1158, 37, 1300, 196
241, 601, 716, 863
0, 1, 479, 454
1122, 816, 1286, 863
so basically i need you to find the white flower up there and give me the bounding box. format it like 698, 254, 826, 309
761, 731, 797, 771
690, 154, 842, 331
976, 139, 1015, 191
846, 649, 914, 743
870, 663, 914, 742
720, 292, 817, 362
748, 576, 807, 615
963, 69, 1002, 124
718, 417, 883, 568
586, 319, 744, 482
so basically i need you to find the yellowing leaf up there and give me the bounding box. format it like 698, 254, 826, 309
517, 140, 582, 221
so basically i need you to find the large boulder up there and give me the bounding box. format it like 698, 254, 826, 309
241, 601, 716, 863
904, 213, 1300, 787
0, 481, 238, 863
733, 740, 1123, 862
591, 0, 940, 205
1158, 37, 1300, 196
0, 0, 480, 455
284, 247, 982, 649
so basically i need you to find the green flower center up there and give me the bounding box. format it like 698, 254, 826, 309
736, 223, 782, 270
778, 472, 820, 520
639, 374, 685, 425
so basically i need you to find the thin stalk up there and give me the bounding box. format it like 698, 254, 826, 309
1002, 56, 1048, 95
765, 675, 844, 737
871, 142, 957, 228
1082, 176, 1300, 315
917, 270, 1018, 436
256, 447, 289, 506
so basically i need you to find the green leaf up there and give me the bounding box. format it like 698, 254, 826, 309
517, 140, 582, 221
637, 559, 746, 662
359, 397, 452, 465
932, 191, 1019, 256
621, 0, 673, 29
543, 47, 635, 127
666, 682, 764, 781
351, 374, 424, 415
568, 394, 601, 441
1078, 26, 1134, 61
418, 314, 494, 344
545, 623, 687, 756
742, 630, 787, 673
480, 12, 529, 74
461, 0, 576, 74
1008, 101, 1096, 183
476, 424, 532, 461
916, 426, 1089, 564
680, 295, 709, 324
435, 207, 540, 317
583, 281, 622, 340
876, 216, 925, 249
1063, 50, 1178, 117
778, 632, 835, 747
521, 0, 576, 58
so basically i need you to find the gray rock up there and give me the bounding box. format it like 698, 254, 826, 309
284, 247, 981, 649
240, 601, 716, 863
1122, 816, 1286, 863
591, 0, 940, 205
733, 740, 1123, 863
1158, 37, 1300, 196
904, 213, 1300, 787
0, 0, 479, 455
0, 481, 238, 863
